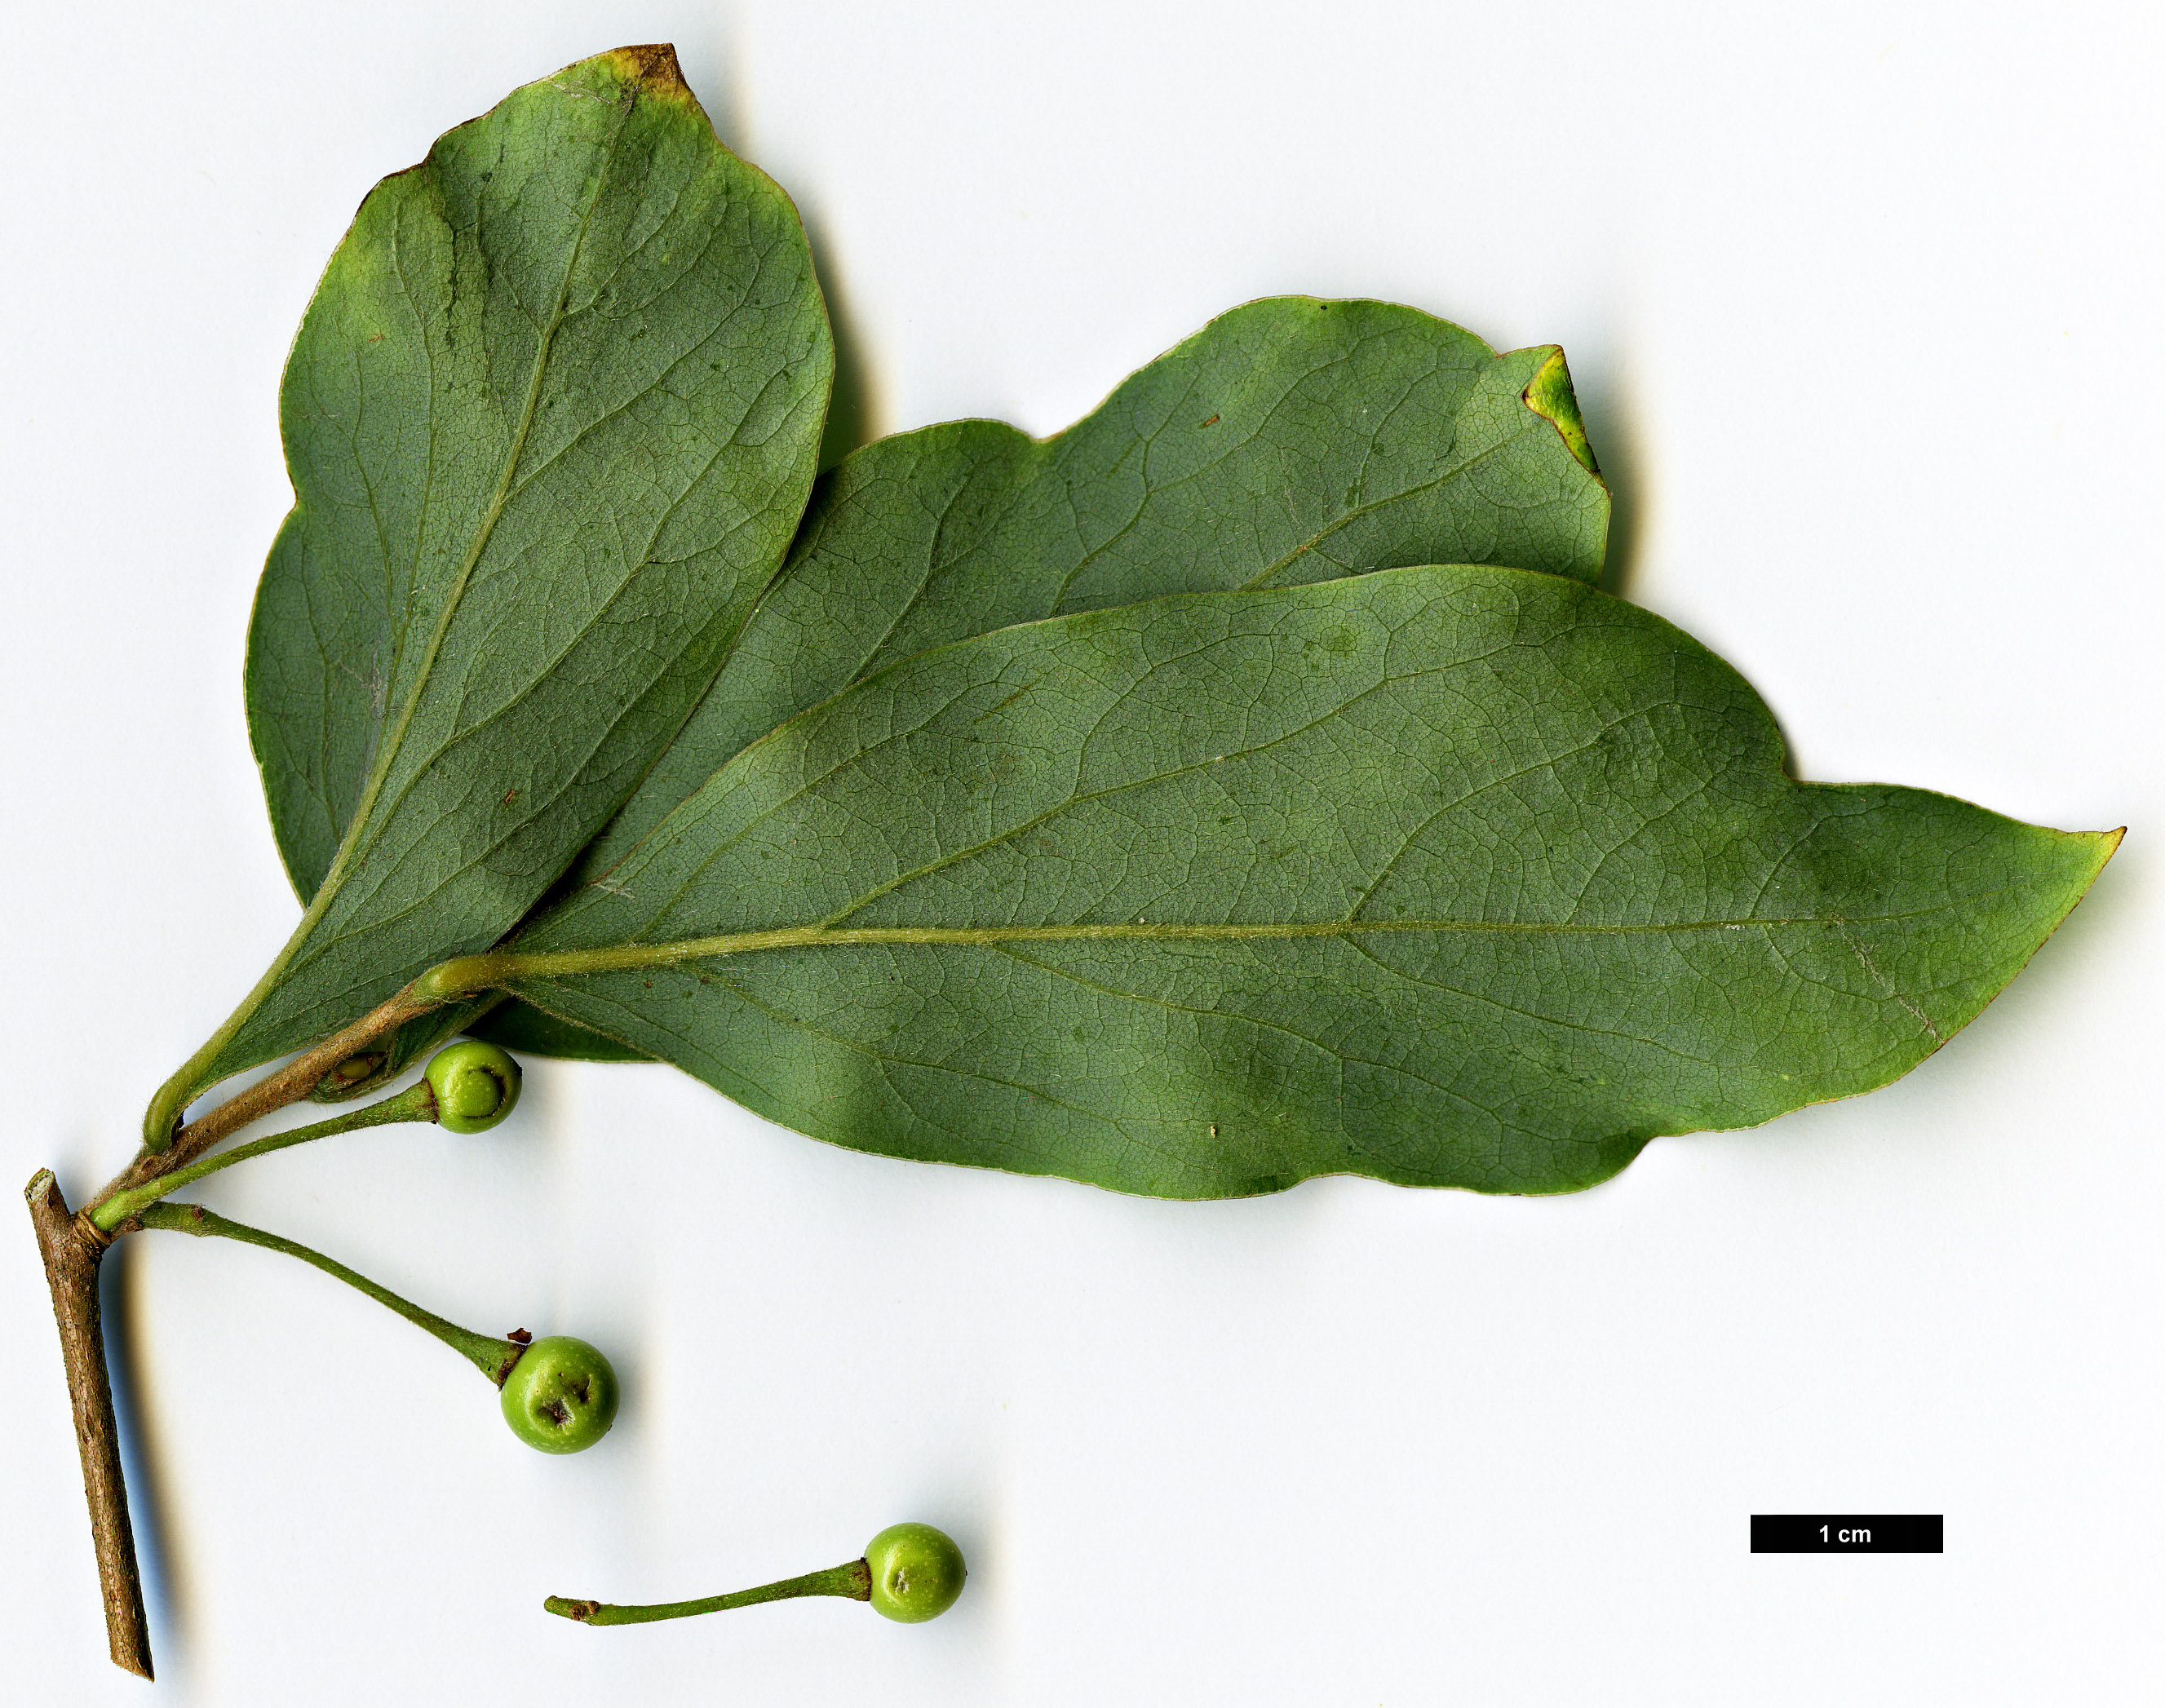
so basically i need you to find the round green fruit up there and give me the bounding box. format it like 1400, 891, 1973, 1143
500, 1336, 618, 1454
425, 1040, 522, 1133
863, 1522, 967, 1623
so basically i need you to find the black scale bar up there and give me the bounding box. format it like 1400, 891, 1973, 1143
1751, 1515, 1942, 1553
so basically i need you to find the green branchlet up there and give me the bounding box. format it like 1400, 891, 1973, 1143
544, 1524, 966, 1626
136, 1201, 523, 1381
133, 1203, 620, 1452
92, 1082, 436, 1232
94, 1041, 524, 1232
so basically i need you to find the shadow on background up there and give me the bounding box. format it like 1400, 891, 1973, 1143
812, 239, 883, 472
1578, 361, 1645, 610
1571, 354, 1819, 777
672, 30, 885, 477
109, 1239, 191, 1684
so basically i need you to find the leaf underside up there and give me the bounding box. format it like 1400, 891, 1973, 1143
498, 565, 2111, 1198
224, 46, 832, 1095
580, 297, 1610, 880
223, 52, 2106, 1201
472, 295, 1612, 1059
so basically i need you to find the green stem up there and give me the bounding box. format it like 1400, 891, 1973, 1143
93, 1082, 436, 1232
134, 1202, 521, 1384
544, 1560, 872, 1625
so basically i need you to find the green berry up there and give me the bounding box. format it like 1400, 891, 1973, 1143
499, 1336, 618, 1454
863, 1523, 966, 1622
425, 1040, 522, 1134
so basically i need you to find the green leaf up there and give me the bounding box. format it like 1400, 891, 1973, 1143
153, 47, 832, 1140
467, 999, 650, 1064
577, 297, 1609, 887
476, 297, 1611, 1062
473, 564, 2112, 1198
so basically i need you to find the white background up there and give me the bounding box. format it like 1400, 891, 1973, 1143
3, 2, 2158, 1701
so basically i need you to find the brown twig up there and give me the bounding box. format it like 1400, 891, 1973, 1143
25, 1169, 153, 1679
30, 985, 450, 1679
33, 978, 475, 1676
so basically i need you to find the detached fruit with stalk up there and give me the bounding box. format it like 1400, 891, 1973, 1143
29, 43, 2116, 1680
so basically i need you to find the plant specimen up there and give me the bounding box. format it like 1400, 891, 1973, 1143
544, 1522, 969, 1627
27, 45, 2115, 1679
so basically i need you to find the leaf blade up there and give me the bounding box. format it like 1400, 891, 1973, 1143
179, 47, 832, 1118
491, 565, 2111, 1197
492, 299, 1610, 1060
573, 296, 1609, 888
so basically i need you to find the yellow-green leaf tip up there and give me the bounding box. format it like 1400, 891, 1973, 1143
600, 43, 694, 103
1523, 347, 1598, 475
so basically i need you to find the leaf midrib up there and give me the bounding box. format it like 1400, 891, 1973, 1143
317, 142, 620, 907
499, 895, 2033, 982
220, 106, 629, 1057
